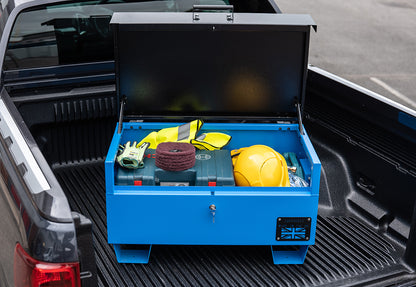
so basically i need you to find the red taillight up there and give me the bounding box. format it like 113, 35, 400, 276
14, 243, 81, 287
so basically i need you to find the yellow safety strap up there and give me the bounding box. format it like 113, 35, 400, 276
137, 119, 231, 150
137, 119, 203, 149
191, 133, 232, 151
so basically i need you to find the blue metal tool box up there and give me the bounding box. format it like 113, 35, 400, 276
106, 11, 320, 265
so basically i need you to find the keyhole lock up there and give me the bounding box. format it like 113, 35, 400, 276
209, 204, 216, 223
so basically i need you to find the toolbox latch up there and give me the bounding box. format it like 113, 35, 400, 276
192, 5, 234, 22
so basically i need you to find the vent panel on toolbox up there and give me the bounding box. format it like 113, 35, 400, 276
54, 162, 413, 287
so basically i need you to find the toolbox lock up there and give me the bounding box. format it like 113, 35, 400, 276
209, 204, 216, 223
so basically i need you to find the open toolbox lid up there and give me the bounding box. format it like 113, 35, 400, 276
110, 10, 316, 122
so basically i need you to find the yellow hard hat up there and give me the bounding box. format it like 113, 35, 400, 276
232, 145, 290, 187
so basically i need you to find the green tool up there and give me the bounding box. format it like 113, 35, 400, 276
283, 152, 304, 179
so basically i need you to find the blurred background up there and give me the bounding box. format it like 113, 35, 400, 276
277, 0, 416, 110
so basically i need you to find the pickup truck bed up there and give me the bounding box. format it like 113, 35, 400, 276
9, 67, 415, 286
52, 147, 407, 287
9, 66, 413, 286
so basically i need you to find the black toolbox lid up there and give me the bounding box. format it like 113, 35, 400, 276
111, 12, 316, 121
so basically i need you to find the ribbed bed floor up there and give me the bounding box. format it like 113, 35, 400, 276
54, 162, 413, 287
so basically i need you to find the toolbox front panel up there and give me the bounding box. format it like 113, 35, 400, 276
107, 191, 318, 245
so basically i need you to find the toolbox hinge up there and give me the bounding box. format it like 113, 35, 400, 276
117, 96, 126, 134
296, 103, 305, 135
192, 5, 234, 22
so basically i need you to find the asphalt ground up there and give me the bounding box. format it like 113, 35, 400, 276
276, 0, 416, 111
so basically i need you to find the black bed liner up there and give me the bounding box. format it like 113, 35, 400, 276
53, 161, 413, 287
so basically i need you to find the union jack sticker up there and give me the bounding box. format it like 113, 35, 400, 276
276, 217, 311, 241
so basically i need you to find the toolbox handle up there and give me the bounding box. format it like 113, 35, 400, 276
192, 5, 234, 21
192, 4, 234, 12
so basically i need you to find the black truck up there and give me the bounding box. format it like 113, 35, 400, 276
1, 0, 416, 286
